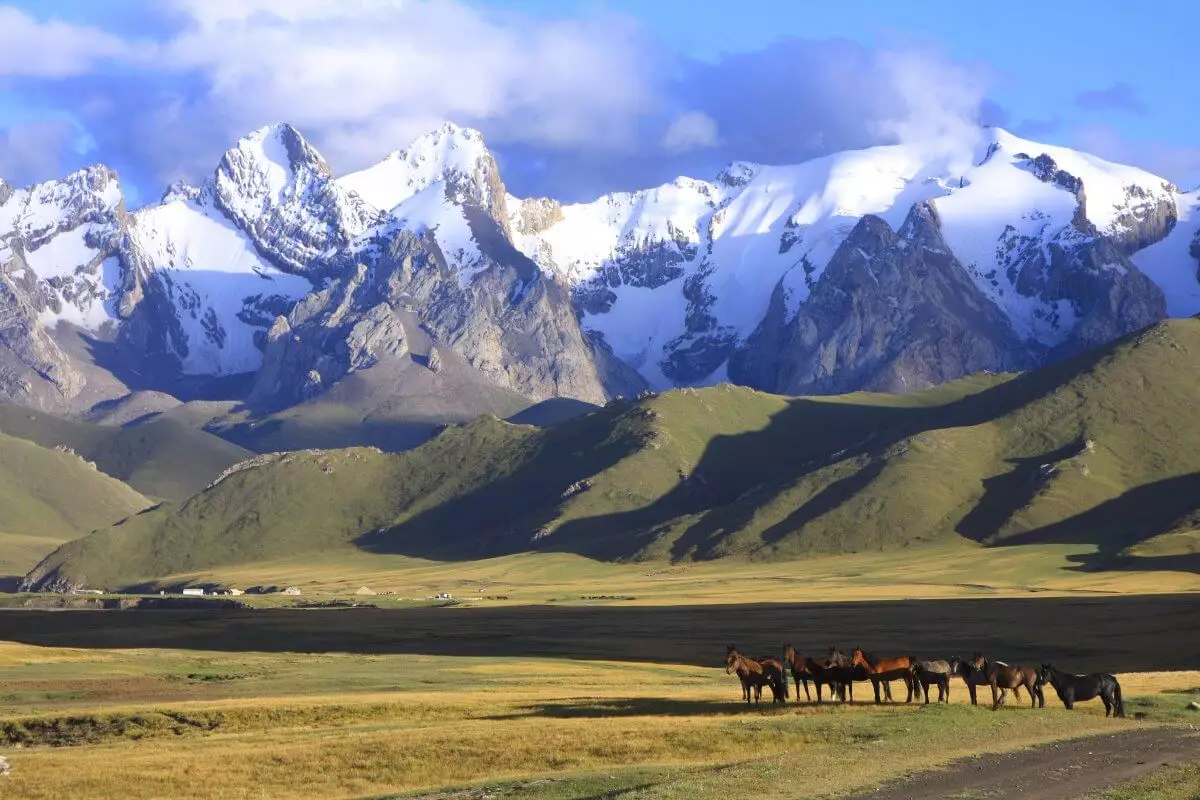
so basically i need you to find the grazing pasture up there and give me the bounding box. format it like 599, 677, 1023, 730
0, 594, 1195, 798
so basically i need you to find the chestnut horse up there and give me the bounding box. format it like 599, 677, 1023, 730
969, 653, 1044, 711
1039, 664, 1124, 717
725, 646, 786, 705
851, 647, 914, 704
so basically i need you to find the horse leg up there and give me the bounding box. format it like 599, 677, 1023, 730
922, 678, 931, 705
905, 675, 914, 703
803, 679, 812, 703
1102, 692, 1113, 717
991, 682, 1001, 711
968, 683, 978, 706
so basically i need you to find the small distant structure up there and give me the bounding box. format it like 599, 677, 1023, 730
0, 754, 10, 775
181, 588, 205, 597
229, 588, 245, 596
437, 591, 452, 599
282, 586, 302, 596
354, 586, 376, 596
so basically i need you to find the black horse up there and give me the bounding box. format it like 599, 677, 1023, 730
1039, 664, 1124, 718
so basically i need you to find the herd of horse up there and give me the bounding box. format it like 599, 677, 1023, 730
725, 646, 1125, 717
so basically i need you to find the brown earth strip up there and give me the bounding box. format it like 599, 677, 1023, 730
844, 726, 1200, 800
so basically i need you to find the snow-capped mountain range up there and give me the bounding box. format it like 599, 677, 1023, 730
0, 121, 1196, 416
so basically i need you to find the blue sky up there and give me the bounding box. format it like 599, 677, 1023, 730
1, 0, 1197, 203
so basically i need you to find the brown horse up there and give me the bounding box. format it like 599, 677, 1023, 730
950, 656, 1023, 706
969, 653, 1044, 711
851, 647, 915, 704
781, 644, 813, 702
725, 646, 786, 705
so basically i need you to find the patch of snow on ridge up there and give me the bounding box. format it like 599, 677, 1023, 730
1132, 190, 1200, 317
389, 181, 486, 288
933, 135, 1079, 346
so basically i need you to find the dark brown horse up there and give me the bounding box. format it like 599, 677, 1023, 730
1039, 664, 1124, 717
725, 646, 786, 705
851, 647, 915, 704
799, 648, 853, 703
950, 656, 1024, 706
781, 644, 813, 702
969, 653, 1044, 711
910, 659, 951, 704
822, 647, 860, 702
755, 653, 789, 701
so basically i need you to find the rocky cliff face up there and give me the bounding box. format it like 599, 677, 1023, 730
730, 204, 1029, 394
0, 166, 126, 411
0, 123, 1192, 423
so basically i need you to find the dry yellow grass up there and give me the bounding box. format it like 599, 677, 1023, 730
0, 639, 1195, 800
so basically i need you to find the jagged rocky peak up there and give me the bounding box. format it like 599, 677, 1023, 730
204, 122, 383, 275
338, 122, 508, 220
215, 123, 332, 201
716, 161, 759, 188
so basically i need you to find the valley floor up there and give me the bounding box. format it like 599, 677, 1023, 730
0, 594, 1197, 798
106, 540, 1200, 607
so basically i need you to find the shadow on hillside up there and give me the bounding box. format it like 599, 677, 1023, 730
355, 339, 1115, 564
988, 472, 1200, 573
78, 331, 256, 402
955, 438, 1088, 544
356, 394, 941, 562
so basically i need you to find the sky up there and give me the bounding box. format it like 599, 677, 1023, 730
1, 0, 1197, 205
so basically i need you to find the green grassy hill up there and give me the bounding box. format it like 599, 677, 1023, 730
23, 319, 1200, 591
0, 432, 151, 586
0, 405, 252, 500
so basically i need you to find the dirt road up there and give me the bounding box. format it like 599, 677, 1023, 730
846, 726, 1200, 799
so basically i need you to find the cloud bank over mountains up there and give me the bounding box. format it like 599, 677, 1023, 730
0, 0, 1194, 200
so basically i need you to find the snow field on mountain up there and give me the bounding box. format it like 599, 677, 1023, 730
127, 198, 312, 375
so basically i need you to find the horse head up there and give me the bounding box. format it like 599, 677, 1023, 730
1039, 663, 1054, 683
725, 646, 740, 674
782, 643, 796, 664
850, 647, 870, 669
970, 652, 987, 671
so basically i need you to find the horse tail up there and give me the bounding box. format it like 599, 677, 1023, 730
1112, 676, 1125, 718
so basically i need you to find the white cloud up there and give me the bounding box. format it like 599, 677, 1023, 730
874, 50, 988, 177
662, 111, 720, 153
0, 7, 134, 78
145, 0, 657, 174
